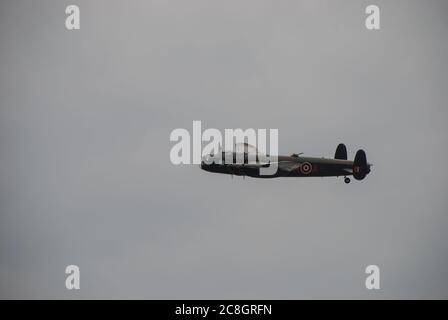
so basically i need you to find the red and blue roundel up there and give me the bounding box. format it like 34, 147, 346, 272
299, 162, 312, 174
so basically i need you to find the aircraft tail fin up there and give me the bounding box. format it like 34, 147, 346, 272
353, 149, 369, 180
334, 143, 347, 160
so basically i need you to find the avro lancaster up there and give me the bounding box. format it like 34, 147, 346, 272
201, 143, 371, 183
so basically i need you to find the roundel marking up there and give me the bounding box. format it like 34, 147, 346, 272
300, 162, 313, 175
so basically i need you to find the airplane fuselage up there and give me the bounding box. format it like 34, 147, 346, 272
201, 155, 359, 178
200, 144, 372, 183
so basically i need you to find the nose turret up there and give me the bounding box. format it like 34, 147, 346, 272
200, 154, 214, 172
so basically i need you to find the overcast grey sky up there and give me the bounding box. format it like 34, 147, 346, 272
1, 0, 447, 299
